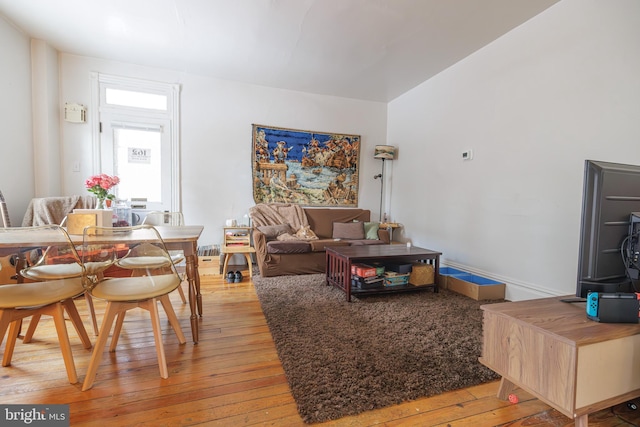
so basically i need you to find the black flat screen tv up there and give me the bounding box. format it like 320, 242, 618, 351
575, 160, 640, 298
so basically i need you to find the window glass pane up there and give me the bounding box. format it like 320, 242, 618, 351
105, 88, 167, 110
113, 128, 162, 202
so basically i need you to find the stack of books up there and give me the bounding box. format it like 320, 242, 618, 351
383, 271, 410, 287
351, 263, 384, 289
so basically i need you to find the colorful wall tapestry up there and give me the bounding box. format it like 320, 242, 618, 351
252, 124, 360, 206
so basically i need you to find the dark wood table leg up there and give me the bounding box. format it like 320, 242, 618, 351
194, 260, 202, 317
326, 250, 351, 301
345, 259, 352, 302
325, 251, 331, 286
185, 254, 199, 344
433, 255, 440, 292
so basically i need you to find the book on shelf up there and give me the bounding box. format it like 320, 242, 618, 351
353, 274, 383, 283
351, 274, 384, 289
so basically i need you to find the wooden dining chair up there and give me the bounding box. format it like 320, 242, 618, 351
20, 218, 99, 336
80, 224, 186, 391
0, 225, 92, 384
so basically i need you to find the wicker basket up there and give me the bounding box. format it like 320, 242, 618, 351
409, 263, 435, 286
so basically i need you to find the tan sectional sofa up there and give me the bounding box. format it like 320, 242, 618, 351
249, 204, 389, 277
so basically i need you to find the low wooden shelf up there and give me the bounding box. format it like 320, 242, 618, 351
479, 296, 640, 427
221, 226, 255, 278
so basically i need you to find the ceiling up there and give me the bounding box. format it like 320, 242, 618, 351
0, 0, 559, 102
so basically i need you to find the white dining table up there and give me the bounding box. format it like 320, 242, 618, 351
0, 225, 205, 343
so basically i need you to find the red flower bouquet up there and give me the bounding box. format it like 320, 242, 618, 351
85, 174, 120, 208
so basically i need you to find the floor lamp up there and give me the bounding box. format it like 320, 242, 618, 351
373, 145, 396, 223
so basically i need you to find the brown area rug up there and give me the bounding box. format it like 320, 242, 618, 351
253, 273, 502, 424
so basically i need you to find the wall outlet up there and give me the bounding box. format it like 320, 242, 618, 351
462, 150, 473, 160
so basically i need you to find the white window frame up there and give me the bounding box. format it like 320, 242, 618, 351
90, 72, 181, 212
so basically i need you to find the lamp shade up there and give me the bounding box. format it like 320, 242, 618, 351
374, 145, 396, 160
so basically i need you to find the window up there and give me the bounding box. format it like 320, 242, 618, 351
105, 88, 167, 110
91, 73, 180, 212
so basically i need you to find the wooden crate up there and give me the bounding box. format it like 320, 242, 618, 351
447, 273, 505, 300
438, 267, 466, 289
198, 255, 221, 276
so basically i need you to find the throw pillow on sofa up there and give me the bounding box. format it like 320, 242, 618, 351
257, 224, 293, 241
364, 222, 380, 239
332, 221, 365, 240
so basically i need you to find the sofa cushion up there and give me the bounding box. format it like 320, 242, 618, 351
348, 239, 386, 246
332, 221, 365, 240
364, 222, 380, 239
257, 224, 293, 241
266, 240, 311, 254
308, 239, 351, 252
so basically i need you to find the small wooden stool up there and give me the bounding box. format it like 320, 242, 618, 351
221, 246, 256, 278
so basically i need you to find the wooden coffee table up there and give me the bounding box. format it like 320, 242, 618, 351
326, 245, 442, 301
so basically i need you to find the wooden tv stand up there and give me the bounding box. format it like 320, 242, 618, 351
479, 296, 640, 427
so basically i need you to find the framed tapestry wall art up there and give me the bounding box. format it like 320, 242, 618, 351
252, 124, 361, 206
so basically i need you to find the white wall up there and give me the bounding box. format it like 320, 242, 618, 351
58, 55, 388, 246
31, 39, 62, 197
0, 15, 33, 225
6, 0, 638, 299
388, 0, 640, 300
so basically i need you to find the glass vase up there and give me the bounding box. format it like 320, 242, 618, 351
96, 198, 105, 209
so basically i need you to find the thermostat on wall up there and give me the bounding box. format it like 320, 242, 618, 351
64, 103, 87, 123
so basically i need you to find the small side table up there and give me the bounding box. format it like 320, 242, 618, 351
221, 246, 256, 278
379, 222, 401, 243
221, 226, 255, 278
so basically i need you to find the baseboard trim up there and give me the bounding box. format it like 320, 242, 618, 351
441, 260, 565, 301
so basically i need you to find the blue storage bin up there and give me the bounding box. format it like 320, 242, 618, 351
439, 267, 465, 276
459, 275, 503, 286
438, 267, 464, 289
439, 268, 505, 300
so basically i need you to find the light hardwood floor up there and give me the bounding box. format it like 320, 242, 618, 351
1, 273, 639, 426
